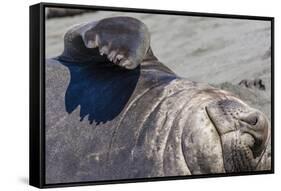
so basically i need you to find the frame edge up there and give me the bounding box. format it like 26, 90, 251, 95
29, 3, 44, 188
30, 2, 275, 188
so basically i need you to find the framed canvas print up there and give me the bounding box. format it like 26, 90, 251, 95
29, 2, 274, 188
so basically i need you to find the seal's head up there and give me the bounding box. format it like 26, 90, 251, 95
205, 97, 269, 172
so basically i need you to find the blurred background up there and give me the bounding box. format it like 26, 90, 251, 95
45, 8, 272, 170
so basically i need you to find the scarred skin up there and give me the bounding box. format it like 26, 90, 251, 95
45, 17, 270, 183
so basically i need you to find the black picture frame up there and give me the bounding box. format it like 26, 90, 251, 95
30, 2, 274, 188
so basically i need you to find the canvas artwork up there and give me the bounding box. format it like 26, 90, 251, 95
30, 3, 274, 188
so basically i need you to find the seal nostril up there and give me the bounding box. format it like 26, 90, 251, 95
249, 116, 258, 126
240, 114, 258, 126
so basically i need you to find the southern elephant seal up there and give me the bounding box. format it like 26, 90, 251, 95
45, 17, 270, 183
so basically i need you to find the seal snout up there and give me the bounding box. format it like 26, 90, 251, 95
205, 99, 269, 172
238, 110, 269, 158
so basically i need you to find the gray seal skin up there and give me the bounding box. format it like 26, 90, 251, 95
45, 17, 270, 183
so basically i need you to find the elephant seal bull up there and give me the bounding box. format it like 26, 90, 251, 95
45, 17, 270, 183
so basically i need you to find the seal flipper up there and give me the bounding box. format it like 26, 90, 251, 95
59, 17, 151, 69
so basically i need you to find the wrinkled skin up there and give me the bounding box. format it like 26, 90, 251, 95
45, 17, 270, 184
